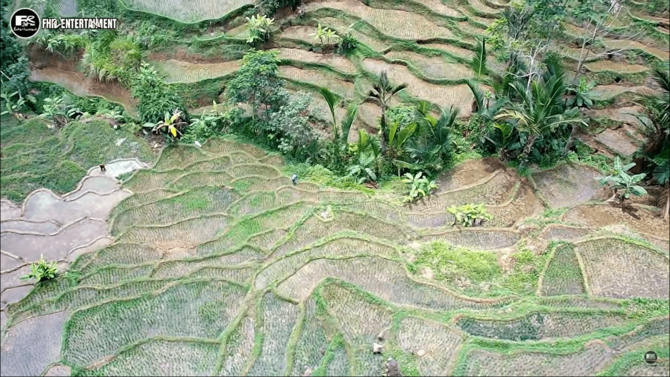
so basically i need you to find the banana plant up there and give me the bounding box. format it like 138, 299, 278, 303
347, 150, 377, 184
401, 171, 437, 203
1, 91, 35, 116
246, 14, 274, 44
144, 110, 187, 139
597, 156, 648, 209
447, 203, 493, 227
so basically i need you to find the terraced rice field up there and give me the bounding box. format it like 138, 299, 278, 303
4, 0, 670, 375
121, 0, 253, 23
2, 136, 668, 376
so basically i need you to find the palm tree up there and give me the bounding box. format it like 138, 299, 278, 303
494, 72, 587, 160
319, 87, 358, 143
367, 71, 407, 153
405, 105, 457, 172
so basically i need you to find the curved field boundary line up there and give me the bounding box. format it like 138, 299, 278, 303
277, 58, 359, 80
0, 218, 61, 232
66, 235, 114, 258
378, 54, 474, 86
113, 212, 234, 238
573, 235, 670, 259
107, 189, 189, 231
451, 307, 628, 327
305, 7, 473, 47
82, 335, 222, 372
0, 260, 31, 274
422, 227, 521, 238
539, 224, 668, 254
266, 230, 405, 263
0, 250, 24, 262
560, 205, 670, 245
439, 169, 505, 196
0, 217, 106, 237
14, 158, 145, 217
270, 246, 519, 306
116, 0, 254, 25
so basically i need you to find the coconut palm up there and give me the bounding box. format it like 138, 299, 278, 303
319, 87, 358, 143
367, 71, 407, 153
494, 72, 587, 160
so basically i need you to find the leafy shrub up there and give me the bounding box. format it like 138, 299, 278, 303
337, 31, 358, 55
402, 171, 437, 202
267, 92, 320, 158
32, 31, 91, 55
447, 203, 493, 227
135, 21, 177, 48
257, 0, 299, 16
347, 151, 377, 183
566, 77, 596, 108
21, 256, 58, 282
131, 63, 185, 123
226, 50, 285, 122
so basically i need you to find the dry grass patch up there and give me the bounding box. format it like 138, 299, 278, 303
466, 0, 502, 15
385, 50, 474, 79
362, 59, 474, 116
306, 0, 454, 40
152, 59, 239, 84
121, 0, 253, 23
585, 61, 649, 74
590, 85, 655, 101
277, 48, 357, 74
563, 203, 669, 238
423, 43, 475, 59
577, 238, 669, 299
602, 39, 670, 61
279, 66, 356, 98
318, 17, 392, 52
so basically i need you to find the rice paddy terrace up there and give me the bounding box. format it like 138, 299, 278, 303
2, 0, 670, 375
1, 134, 669, 376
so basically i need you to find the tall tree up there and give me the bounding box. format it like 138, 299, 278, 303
487, 0, 566, 86
568, 0, 643, 81
226, 50, 286, 123
367, 71, 407, 154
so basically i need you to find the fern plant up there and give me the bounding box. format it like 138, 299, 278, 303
21, 255, 58, 282
447, 203, 493, 227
